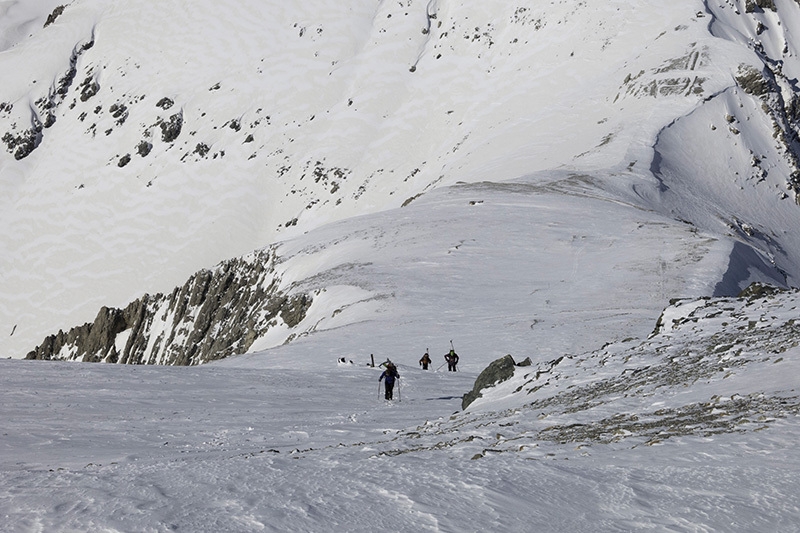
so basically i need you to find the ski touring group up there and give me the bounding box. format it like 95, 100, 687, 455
376, 345, 460, 401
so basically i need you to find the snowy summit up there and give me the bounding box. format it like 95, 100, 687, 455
3, 0, 800, 531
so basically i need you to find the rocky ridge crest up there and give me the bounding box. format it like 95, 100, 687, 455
25, 248, 312, 365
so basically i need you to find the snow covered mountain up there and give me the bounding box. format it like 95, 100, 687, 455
6, 0, 800, 530
5, 0, 800, 365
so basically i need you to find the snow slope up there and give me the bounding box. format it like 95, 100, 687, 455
6, 0, 800, 358
251, 172, 734, 366
5, 0, 800, 529
3, 287, 800, 531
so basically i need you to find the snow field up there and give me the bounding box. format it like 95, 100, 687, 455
4, 341, 800, 532
253, 174, 734, 367
4, 0, 800, 530
0, 0, 751, 358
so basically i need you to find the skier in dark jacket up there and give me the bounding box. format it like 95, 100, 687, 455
419, 351, 432, 370
379, 362, 400, 400
445, 349, 459, 371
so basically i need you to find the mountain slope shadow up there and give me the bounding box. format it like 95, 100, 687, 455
713, 241, 787, 296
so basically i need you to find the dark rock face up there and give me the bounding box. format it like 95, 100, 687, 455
159, 113, 183, 142
738, 282, 784, 300
2, 35, 94, 159
194, 142, 210, 157
156, 97, 174, 110
2, 127, 42, 160
462, 354, 518, 410
736, 55, 800, 203
735, 67, 770, 97
745, 0, 776, 13
79, 73, 100, 102
44, 5, 66, 28
136, 140, 152, 157
25, 248, 313, 365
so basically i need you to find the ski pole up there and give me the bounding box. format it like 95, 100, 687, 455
398, 379, 401, 402
378, 380, 382, 400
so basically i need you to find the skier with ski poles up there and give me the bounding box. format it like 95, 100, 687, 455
445, 341, 459, 371
419, 350, 432, 370
379, 361, 400, 400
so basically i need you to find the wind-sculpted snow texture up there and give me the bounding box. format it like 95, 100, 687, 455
405, 285, 800, 458
3, 287, 800, 531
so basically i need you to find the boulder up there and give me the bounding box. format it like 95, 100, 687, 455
462, 354, 517, 410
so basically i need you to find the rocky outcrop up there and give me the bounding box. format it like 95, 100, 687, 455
25, 248, 312, 365
462, 354, 518, 410
44, 5, 66, 28
2, 34, 94, 159
1, 124, 42, 160
159, 112, 183, 142
737, 281, 785, 300
726, 8, 800, 203
745, 0, 776, 13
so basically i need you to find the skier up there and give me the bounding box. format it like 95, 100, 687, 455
445, 349, 459, 371
419, 350, 432, 370
379, 361, 400, 400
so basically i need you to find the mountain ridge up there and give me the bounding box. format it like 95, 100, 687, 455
23, 248, 314, 364
7, 2, 800, 530
4, 0, 800, 365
